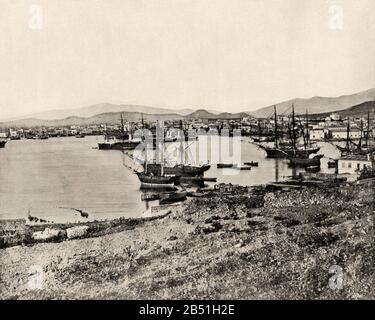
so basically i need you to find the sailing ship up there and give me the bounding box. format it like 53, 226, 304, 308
259, 105, 320, 158
334, 110, 375, 156
288, 110, 323, 167
98, 114, 141, 150
145, 121, 210, 177
136, 124, 180, 190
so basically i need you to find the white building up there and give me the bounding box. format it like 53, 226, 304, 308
329, 127, 361, 140
338, 155, 375, 175
330, 113, 341, 121
309, 129, 325, 141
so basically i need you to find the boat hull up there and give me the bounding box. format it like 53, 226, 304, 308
146, 164, 210, 177
262, 146, 320, 159
179, 176, 205, 187
217, 163, 235, 168
140, 182, 176, 190
98, 141, 140, 150
136, 172, 180, 184
289, 157, 321, 167
159, 192, 187, 205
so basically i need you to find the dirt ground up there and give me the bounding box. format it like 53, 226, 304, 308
1, 183, 374, 299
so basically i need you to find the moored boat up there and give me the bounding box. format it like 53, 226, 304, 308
235, 166, 252, 170
139, 182, 176, 190
289, 155, 322, 167
217, 163, 235, 168
259, 105, 320, 159
159, 191, 187, 205
136, 172, 180, 185
244, 161, 259, 167
98, 140, 140, 150
98, 114, 141, 150
261, 145, 320, 159
146, 163, 210, 177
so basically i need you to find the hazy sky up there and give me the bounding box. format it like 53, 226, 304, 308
0, 0, 374, 118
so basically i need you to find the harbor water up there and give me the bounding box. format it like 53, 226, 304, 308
0, 136, 340, 222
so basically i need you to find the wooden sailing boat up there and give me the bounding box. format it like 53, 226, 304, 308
137, 122, 180, 190
260, 105, 320, 159
146, 120, 210, 176
289, 109, 322, 168
335, 111, 375, 156
98, 114, 140, 150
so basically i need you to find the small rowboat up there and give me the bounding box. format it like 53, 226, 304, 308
159, 191, 187, 204
244, 161, 259, 167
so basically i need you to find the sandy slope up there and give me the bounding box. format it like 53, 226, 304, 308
1, 184, 374, 299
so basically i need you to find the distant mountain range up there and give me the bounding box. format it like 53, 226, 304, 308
0, 109, 251, 128
0, 111, 186, 128
1, 88, 374, 128
186, 109, 250, 120
6, 103, 197, 121
250, 88, 375, 118
3, 103, 222, 122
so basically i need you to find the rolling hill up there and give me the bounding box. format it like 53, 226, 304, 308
186, 109, 251, 120
8, 103, 196, 121
311, 101, 375, 119
250, 88, 375, 118
0, 111, 185, 128
0, 109, 253, 128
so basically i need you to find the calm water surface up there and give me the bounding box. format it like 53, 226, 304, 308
0, 136, 340, 222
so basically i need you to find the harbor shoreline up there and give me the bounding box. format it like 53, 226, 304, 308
1, 182, 374, 299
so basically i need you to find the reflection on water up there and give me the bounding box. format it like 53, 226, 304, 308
161, 137, 340, 186
0, 136, 146, 222
0, 136, 340, 222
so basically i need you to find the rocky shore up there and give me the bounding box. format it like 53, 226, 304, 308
1, 182, 374, 299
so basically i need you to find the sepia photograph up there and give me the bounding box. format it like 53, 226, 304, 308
0, 0, 374, 307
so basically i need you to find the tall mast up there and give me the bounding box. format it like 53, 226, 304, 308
274, 105, 278, 148
158, 121, 165, 177
359, 118, 364, 151
366, 109, 370, 147
144, 138, 148, 174
161, 137, 164, 176
298, 117, 307, 152
291, 104, 296, 153
306, 109, 309, 146
179, 120, 185, 164
346, 120, 350, 154
120, 113, 126, 141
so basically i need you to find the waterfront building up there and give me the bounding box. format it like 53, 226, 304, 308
338, 154, 375, 175
329, 127, 361, 140
309, 129, 325, 141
